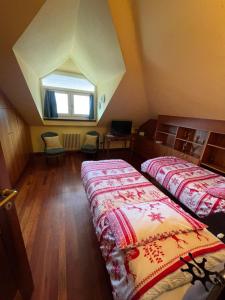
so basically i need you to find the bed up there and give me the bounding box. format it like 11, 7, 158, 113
141, 156, 225, 218
81, 159, 225, 300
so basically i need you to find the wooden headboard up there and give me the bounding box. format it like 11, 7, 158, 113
134, 115, 225, 175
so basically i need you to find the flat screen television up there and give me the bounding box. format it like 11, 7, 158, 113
110, 120, 132, 136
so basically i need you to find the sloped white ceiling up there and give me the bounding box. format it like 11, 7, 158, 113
133, 0, 225, 120
13, 0, 126, 123
1, 0, 152, 127
57, 58, 81, 74
98, 0, 151, 127
14, 0, 78, 78
0, 0, 45, 125
73, 0, 125, 84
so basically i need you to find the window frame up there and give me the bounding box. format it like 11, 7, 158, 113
72, 94, 92, 117
41, 72, 96, 121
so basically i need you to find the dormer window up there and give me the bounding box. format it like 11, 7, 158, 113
41, 72, 96, 120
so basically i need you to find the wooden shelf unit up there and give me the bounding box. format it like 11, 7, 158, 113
155, 121, 208, 162
207, 144, 225, 151
208, 132, 225, 149
155, 131, 176, 148
201, 162, 225, 174
157, 123, 178, 135
135, 115, 225, 175
201, 140, 225, 174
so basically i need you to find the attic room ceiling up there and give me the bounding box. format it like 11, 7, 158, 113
57, 58, 81, 74
2, 0, 225, 127
13, 0, 126, 125
0, 0, 45, 124
98, 0, 151, 127
133, 0, 225, 120
0, 0, 153, 127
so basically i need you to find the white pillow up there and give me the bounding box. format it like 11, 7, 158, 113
44, 136, 62, 149
83, 134, 97, 146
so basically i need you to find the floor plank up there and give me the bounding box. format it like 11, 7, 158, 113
15, 151, 134, 300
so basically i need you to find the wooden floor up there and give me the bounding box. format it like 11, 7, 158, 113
14, 150, 225, 300
15, 150, 136, 300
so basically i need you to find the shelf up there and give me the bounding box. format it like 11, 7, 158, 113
155, 141, 174, 148
176, 138, 204, 146
157, 130, 176, 136
207, 144, 225, 151
201, 162, 225, 174
191, 153, 201, 159
208, 132, 225, 150
157, 124, 178, 136
155, 119, 225, 168
164, 143, 174, 148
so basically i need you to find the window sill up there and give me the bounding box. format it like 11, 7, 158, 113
43, 118, 98, 127
43, 118, 96, 122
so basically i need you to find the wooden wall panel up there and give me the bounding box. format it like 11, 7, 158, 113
0, 143, 11, 188
0, 90, 31, 187
135, 115, 225, 171
133, 136, 155, 159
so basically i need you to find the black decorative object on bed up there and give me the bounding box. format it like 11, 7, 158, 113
180, 253, 225, 300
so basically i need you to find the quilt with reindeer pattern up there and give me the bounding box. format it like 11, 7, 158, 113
141, 156, 225, 218
81, 159, 225, 300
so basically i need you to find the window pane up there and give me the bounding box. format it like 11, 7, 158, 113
73, 95, 90, 115
42, 73, 95, 92
55, 92, 69, 114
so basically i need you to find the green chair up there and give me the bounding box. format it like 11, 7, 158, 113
41, 132, 65, 162
81, 131, 100, 158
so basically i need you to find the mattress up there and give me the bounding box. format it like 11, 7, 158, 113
81, 159, 225, 300
141, 156, 225, 217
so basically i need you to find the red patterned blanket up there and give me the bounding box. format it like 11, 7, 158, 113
81, 159, 225, 300
142, 156, 225, 217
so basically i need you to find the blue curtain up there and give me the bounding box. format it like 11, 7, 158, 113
44, 90, 58, 118
89, 94, 95, 120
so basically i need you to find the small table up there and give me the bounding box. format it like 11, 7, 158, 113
103, 134, 132, 157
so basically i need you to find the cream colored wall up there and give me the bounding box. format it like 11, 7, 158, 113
30, 125, 126, 152
97, 73, 124, 121
134, 0, 225, 120
99, 0, 150, 127
15, 53, 43, 117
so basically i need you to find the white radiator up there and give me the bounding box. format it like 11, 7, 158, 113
63, 133, 80, 151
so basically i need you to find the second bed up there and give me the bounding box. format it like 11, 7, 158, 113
141, 156, 225, 218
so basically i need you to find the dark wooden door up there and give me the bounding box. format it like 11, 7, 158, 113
0, 146, 33, 300
0, 237, 17, 300
0, 142, 11, 189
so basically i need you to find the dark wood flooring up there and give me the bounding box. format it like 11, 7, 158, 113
14, 150, 224, 300
15, 150, 137, 300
